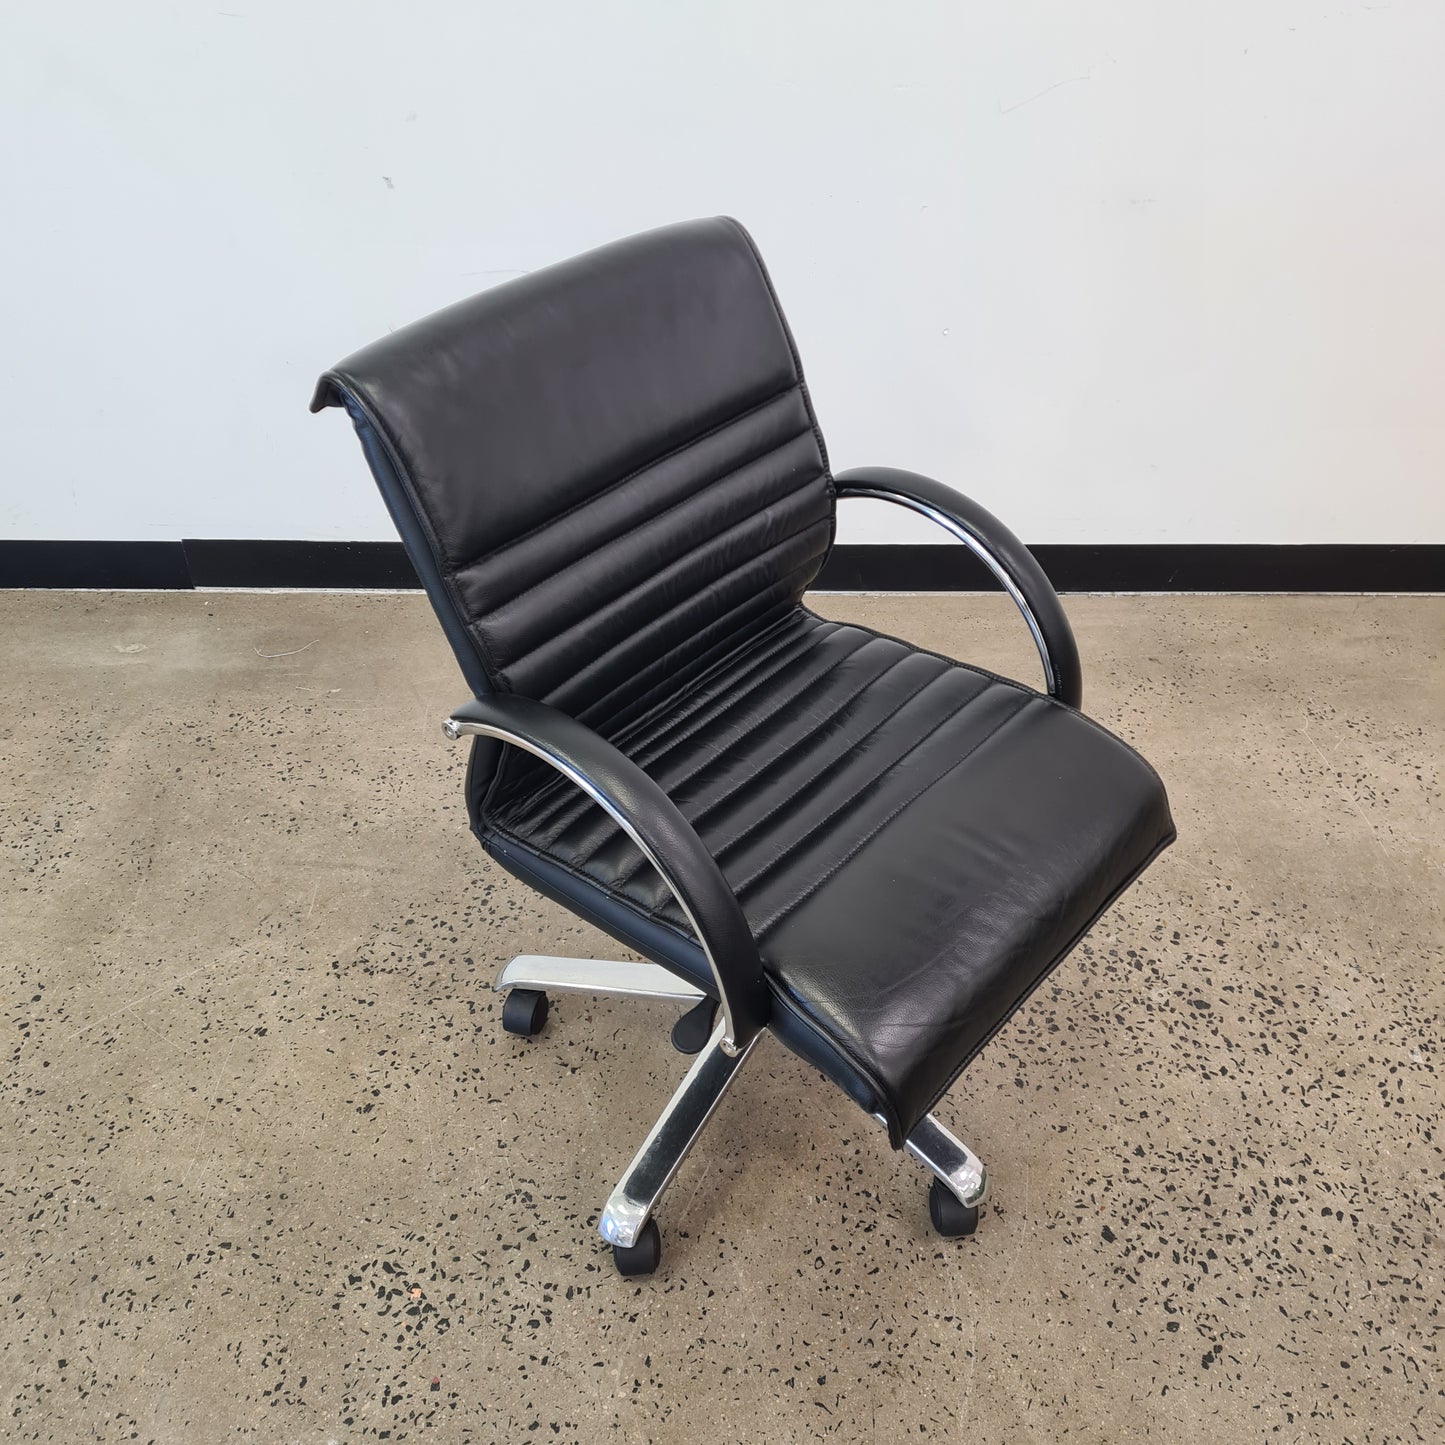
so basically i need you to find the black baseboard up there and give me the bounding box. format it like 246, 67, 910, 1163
818, 543, 1444, 593
183, 539, 420, 590
1, 540, 1440, 592
0, 540, 194, 590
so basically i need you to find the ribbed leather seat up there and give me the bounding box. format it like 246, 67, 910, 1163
478, 609, 1171, 1138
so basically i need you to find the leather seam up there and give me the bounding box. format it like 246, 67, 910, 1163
764, 983, 897, 1139
505, 614, 824, 835
702, 655, 956, 862
517, 621, 844, 842
473, 424, 817, 617
597, 639, 917, 891
588, 605, 813, 750
611, 615, 830, 765
750, 694, 1039, 934
766, 979, 902, 1142
462, 381, 802, 572
492, 492, 832, 682
553, 520, 830, 712
596, 635, 891, 862
720, 217, 837, 538
572, 548, 830, 731
804, 608, 1172, 800
629, 606, 815, 730
646, 653, 950, 886
658, 633, 887, 784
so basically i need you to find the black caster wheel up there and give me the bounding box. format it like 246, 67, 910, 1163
612, 1218, 662, 1277
929, 1178, 980, 1238
501, 988, 549, 1038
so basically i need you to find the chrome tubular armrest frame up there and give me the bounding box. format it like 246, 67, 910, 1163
834, 466, 1084, 709
443, 692, 769, 1053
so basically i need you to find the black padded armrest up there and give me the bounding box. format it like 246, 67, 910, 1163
444, 693, 769, 1051
833, 466, 1084, 708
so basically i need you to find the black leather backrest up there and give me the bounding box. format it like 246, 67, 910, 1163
313, 217, 835, 733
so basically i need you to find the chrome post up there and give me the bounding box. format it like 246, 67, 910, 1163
494, 954, 705, 1003
598, 1020, 759, 1249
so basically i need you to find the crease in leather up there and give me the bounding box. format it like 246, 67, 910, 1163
807, 607, 1176, 803
496, 601, 804, 811
490, 593, 822, 818
465, 381, 803, 575
567, 549, 829, 732
514, 632, 1002, 916
495, 614, 1051, 918
496, 501, 830, 688
473, 420, 816, 635
595, 641, 917, 886
535, 636, 934, 894
578, 597, 806, 737
600, 603, 819, 753
612, 620, 845, 771
498, 525, 829, 709
682, 658, 955, 872
506, 620, 820, 837
728, 684, 1029, 912
514, 614, 839, 837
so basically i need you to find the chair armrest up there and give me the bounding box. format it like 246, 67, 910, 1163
444, 693, 769, 1052
833, 466, 1084, 708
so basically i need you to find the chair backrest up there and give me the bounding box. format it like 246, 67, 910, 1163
312, 217, 835, 736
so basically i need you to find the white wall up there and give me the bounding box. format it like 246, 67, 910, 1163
3, 0, 1443, 546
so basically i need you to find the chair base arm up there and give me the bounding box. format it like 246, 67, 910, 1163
599, 1021, 759, 1248
495, 953, 705, 1003
891, 1112, 989, 1208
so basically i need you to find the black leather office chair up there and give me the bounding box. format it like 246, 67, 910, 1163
311, 218, 1174, 1276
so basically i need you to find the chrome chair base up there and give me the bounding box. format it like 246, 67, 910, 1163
495, 954, 990, 1264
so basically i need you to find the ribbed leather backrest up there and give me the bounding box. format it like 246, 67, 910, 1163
312, 217, 835, 734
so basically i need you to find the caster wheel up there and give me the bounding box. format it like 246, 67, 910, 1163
929, 1178, 980, 1238
501, 988, 549, 1038
612, 1218, 662, 1277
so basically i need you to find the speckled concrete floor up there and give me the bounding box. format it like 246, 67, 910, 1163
1, 590, 1441, 1444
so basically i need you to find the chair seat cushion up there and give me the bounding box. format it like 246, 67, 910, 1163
478, 609, 1174, 1142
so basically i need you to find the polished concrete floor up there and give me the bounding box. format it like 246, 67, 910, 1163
1, 589, 1441, 1443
